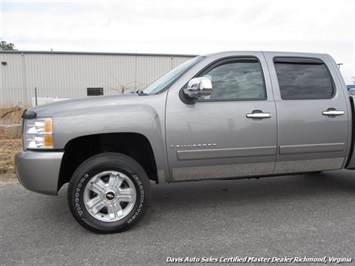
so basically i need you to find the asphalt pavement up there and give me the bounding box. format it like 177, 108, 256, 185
1, 170, 355, 265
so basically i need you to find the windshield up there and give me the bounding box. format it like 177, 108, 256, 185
143, 56, 203, 94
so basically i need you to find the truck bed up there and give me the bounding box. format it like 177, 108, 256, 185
346, 96, 355, 169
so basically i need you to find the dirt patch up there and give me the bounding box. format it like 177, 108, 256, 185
0, 139, 22, 175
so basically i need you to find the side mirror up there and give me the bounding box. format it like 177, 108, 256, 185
183, 77, 212, 99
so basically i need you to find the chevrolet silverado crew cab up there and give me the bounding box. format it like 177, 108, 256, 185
15, 51, 355, 234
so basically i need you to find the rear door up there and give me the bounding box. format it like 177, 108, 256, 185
264, 52, 350, 173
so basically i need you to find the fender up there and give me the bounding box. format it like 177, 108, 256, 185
29, 93, 170, 181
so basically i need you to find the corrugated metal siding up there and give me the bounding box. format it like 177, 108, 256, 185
0, 53, 27, 105
0, 52, 194, 105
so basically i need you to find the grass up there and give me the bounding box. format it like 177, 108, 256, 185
0, 139, 22, 182
0, 105, 26, 139
0, 105, 26, 182
0, 105, 23, 121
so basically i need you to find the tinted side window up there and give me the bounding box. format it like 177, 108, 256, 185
198, 60, 266, 101
274, 58, 334, 100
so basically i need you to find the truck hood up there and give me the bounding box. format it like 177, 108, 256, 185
25, 93, 144, 118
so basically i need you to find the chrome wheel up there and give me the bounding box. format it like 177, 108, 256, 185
68, 153, 151, 233
83, 170, 137, 222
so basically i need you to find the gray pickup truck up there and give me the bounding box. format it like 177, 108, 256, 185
15, 51, 355, 233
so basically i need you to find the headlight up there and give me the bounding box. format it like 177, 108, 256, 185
24, 118, 53, 149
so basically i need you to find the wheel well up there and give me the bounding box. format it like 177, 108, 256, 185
58, 133, 158, 190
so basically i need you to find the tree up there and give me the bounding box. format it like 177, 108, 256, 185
0, 41, 16, 50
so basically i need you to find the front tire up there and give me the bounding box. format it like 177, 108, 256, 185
68, 153, 151, 234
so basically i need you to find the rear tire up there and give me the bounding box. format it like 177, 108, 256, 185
68, 152, 151, 234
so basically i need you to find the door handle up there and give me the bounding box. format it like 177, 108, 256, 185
246, 111, 272, 119
322, 109, 344, 117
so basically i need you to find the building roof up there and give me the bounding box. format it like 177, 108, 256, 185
0, 50, 196, 58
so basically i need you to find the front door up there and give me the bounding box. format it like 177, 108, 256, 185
165, 53, 277, 181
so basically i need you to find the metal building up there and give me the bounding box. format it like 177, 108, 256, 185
0, 51, 194, 106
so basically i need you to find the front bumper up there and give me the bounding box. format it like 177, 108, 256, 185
15, 151, 64, 195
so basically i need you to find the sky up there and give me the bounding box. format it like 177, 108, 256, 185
0, 0, 354, 83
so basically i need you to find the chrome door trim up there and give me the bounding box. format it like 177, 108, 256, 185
172, 162, 275, 181
274, 158, 344, 174
177, 146, 276, 161
157, 170, 166, 183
